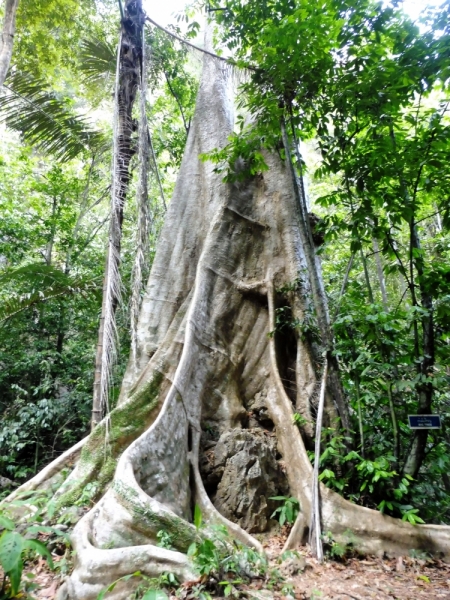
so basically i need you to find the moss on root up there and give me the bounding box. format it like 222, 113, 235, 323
114, 480, 201, 552
56, 371, 165, 507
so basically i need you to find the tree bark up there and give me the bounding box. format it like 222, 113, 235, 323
0, 0, 19, 87
281, 118, 350, 436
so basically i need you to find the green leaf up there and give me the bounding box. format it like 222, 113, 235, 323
1, 72, 105, 161
141, 590, 169, 600
8, 560, 23, 596
0, 514, 15, 531
24, 538, 54, 569
79, 37, 116, 87
285, 501, 293, 523
0, 530, 23, 573
97, 580, 119, 600
194, 504, 203, 529
187, 542, 197, 557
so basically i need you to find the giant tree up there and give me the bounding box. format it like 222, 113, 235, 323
5, 25, 450, 600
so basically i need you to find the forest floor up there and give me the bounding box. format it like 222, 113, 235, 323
254, 532, 450, 599
9, 530, 450, 599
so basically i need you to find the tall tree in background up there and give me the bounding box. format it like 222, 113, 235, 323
7, 23, 450, 600
0, 0, 20, 86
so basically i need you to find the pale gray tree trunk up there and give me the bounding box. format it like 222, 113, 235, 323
373, 237, 388, 309
0, 0, 19, 87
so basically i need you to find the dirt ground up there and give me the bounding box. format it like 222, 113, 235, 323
11, 532, 450, 599
253, 533, 450, 600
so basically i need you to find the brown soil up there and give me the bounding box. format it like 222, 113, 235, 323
7, 531, 450, 599
255, 532, 450, 600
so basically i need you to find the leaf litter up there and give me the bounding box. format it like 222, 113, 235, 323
2, 527, 450, 599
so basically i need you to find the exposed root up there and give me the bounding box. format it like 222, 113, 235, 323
266, 278, 450, 558
57, 503, 196, 600
3, 436, 88, 505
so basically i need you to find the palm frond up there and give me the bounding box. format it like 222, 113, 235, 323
79, 38, 116, 87
0, 71, 105, 160
92, 35, 122, 425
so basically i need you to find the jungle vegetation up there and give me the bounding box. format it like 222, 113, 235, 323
0, 0, 449, 594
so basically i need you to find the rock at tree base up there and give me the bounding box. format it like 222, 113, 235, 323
203, 429, 287, 533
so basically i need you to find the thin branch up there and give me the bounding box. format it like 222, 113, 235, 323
414, 210, 441, 225
145, 16, 229, 62
147, 125, 166, 210
145, 15, 256, 70
164, 71, 189, 134
71, 215, 109, 263
332, 253, 355, 323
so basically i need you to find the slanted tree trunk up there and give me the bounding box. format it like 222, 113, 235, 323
92, 0, 144, 427
6, 42, 450, 600
0, 0, 19, 87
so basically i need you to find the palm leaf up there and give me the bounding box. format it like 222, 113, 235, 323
79, 38, 116, 87
0, 71, 105, 160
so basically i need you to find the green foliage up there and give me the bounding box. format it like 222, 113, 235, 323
321, 532, 347, 560
187, 520, 267, 584
201, 119, 269, 183
188, 537, 223, 576
156, 530, 173, 549
292, 413, 309, 428
146, 26, 199, 172
0, 263, 98, 324
96, 571, 170, 600
310, 428, 427, 522
97, 571, 171, 600
0, 505, 56, 598
269, 496, 300, 526
194, 503, 203, 530
0, 145, 108, 481
79, 37, 116, 89
0, 72, 105, 161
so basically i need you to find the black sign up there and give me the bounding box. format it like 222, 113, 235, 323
408, 415, 441, 429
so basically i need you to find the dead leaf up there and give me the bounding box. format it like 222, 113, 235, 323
40, 581, 58, 598
396, 557, 405, 572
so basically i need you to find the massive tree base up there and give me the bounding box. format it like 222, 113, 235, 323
6, 49, 450, 600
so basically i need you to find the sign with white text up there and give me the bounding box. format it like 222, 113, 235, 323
408, 415, 441, 429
